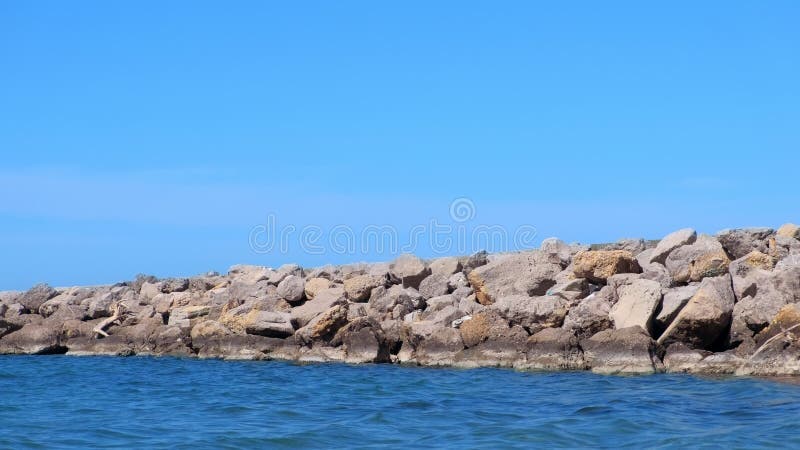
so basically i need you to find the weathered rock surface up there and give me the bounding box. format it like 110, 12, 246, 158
665, 235, 731, 283
573, 250, 641, 283
468, 251, 560, 305
582, 326, 664, 375
650, 228, 697, 264
657, 274, 735, 350
4, 224, 800, 376
609, 279, 662, 335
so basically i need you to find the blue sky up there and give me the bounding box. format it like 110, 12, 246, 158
1, 1, 798, 289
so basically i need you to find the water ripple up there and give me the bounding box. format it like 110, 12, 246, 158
2, 355, 800, 448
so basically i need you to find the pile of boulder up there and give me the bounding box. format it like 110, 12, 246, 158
2, 223, 800, 376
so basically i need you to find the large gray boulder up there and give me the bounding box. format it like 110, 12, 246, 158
609, 279, 662, 335
428, 257, 462, 277
657, 274, 735, 350
665, 235, 731, 283
654, 284, 700, 331
390, 254, 430, 289
582, 326, 664, 375
490, 295, 568, 332
17, 284, 58, 313
737, 304, 800, 376
243, 311, 295, 338
729, 266, 800, 347
418, 273, 451, 300
367, 285, 424, 321
716, 227, 774, 260
343, 274, 386, 302
338, 317, 390, 363
523, 328, 585, 370
400, 321, 465, 366
467, 251, 561, 305
650, 228, 697, 264
562, 290, 613, 339
276, 275, 305, 304
0, 324, 64, 355
290, 287, 346, 328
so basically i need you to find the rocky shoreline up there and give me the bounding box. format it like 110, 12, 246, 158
2, 224, 800, 376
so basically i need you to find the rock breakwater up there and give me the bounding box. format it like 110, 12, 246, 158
2, 224, 800, 376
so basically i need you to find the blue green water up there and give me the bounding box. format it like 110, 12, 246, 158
1, 356, 799, 449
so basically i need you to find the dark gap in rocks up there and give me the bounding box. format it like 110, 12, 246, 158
712, 320, 735, 353
36, 345, 68, 355
161, 312, 170, 325
388, 340, 402, 356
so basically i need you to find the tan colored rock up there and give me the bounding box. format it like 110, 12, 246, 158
458, 313, 491, 348
219, 309, 294, 338
665, 235, 731, 283
736, 251, 776, 272
572, 250, 641, 283
304, 277, 332, 299
190, 320, 232, 341
777, 223, 800, 240
343, 274, 386, 302
309, 305, 349, 341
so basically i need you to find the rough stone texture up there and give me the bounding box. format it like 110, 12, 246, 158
609, 279, 662, 335
390, 254, 430, 289
776, 223, 800, 240
295, 304, 349, 345
657, 274, 735, 350
490, 295, 568, 332
582, 326, 664, 375
654, 284, 699, 332
17, 284, 58, 313
665, 235, 731, 283
418, 273, 451, 300
276, 275, 305, 304
303, 277, 332, 299
468, 251, 561, 305
343, 274, 386, 302
562, 291, 613, 339
522, 328, 585, 370
663, 343, 709, 373
716, 228, 774, 260
368, 285, 424, 321
650, 228, 697, 264
219, 308, 294, 338
0, 324, 64, 355
737, 304, 800, 376
573, 250, 641, 283
729, 266, 800, 347
338, 318, 389, 364
546, 278, 589, 303
6, 224, 800, 376
401, 321, 464, 366
540, 238, 572, 267
290, 287, 346, 329
428, 257, 462, 277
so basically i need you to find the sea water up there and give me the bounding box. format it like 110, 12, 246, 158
1, 356, 799, 449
